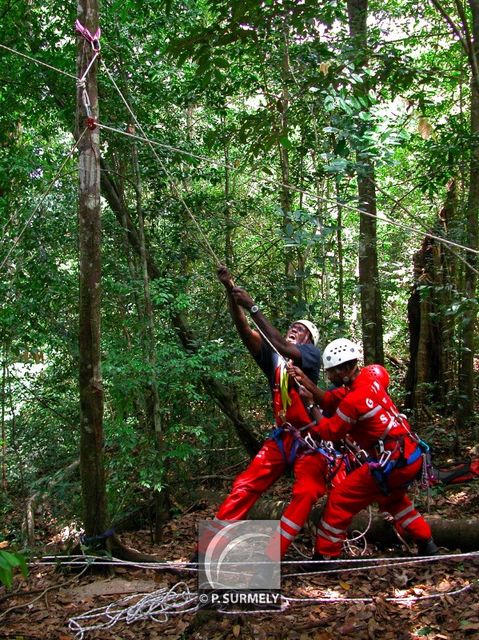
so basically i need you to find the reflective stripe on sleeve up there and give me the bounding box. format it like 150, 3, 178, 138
337, 408, 356, 424
358, 405, 382, 421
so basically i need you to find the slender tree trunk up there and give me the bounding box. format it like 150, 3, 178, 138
457, 0, 479, 427
1, 350, 7, 492
347, 0, 384, 364
130, 128, 170, 541
100, 161, 261, 456
76, 0, 108, 538
335, 178, 345, 325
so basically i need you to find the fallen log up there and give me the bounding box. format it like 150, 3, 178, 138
250, 498, 479, 551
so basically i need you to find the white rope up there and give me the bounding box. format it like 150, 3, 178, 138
67, 574, 478, 634
68, 581, 199, 640
101, 61, 222, 266
96, 121, 479, 257
0, 43, 78, 79
2, 40, 478, 259
37, 549, 479, 568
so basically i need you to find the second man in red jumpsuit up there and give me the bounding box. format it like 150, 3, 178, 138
288, 338, 438, 565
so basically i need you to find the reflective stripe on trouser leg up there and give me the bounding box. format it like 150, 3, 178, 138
316, 517, 347, 545
376, 461, 433, 543
315, 463, 386, 557
266, 450, 329, 558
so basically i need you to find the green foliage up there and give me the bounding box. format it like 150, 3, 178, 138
0, 0, 477, 538
0, 550, 28, 588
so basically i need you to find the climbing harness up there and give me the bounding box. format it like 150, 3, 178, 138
270, 421, 338, 470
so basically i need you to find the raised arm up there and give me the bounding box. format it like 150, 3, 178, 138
218, 265, 305, 362
217, 265, 262, 357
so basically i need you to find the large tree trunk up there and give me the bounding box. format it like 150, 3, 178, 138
347, 0, 384, 364
457, 0, 479, 428
405, 181, 458, 417
251, 498, 479, 551
76, 0, 108, 538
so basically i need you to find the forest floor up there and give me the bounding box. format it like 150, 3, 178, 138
1, 431, 479, 640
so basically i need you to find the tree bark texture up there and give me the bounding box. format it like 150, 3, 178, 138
251, 497, 479, 551
77, 0, 108, 538
405, 182, 457, 415
347, 0, 384, 364
457, 0, 479, 426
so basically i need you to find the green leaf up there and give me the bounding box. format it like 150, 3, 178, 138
279, 135, 292, 150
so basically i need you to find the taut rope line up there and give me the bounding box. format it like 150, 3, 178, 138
0, 43, 78, 79
97, 120, 479, 257
101, 61, 222, 266
2, 40, 478, 264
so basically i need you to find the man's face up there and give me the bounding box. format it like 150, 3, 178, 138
286, 322, 311, 345
326, 363, 355, 386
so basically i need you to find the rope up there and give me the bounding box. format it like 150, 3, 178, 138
0, 128, 89, 272
65, 560, 478, 636
101, 61, 222, 266
95, 120, 478, 257
343, 506, 372, 556
68, 581, 199, 640
0, 43, 78, 79
2, 37, 478, 259
36, 549, 479, 571
2, 41, 478, 262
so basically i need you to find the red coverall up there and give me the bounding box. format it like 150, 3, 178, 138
211, 354, 330, 558
312, 369, 431, 557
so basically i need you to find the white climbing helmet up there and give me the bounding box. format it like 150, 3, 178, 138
322, 338, 362, 369
295, 320, 320, 346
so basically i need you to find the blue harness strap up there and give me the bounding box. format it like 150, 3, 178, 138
270, 424, 337, 468
368, 440, 428, 495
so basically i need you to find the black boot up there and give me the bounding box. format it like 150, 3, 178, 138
416, 538, 439, 556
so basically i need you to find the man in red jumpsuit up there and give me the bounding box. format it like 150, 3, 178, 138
288, 338, 438, 565
203, 265, 331, 559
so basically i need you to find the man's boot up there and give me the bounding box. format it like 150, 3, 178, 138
416, 538, 440, 556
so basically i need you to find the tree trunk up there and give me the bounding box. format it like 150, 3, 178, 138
250, 498, 479, 551
405, 179, 467, 424
99, 161, 261, 457
279, 27, 301, 310
457, 0, 479, 429
76, 0, 108, 538
347, 0, 384, 364
130, 128, 171, 541
1, 351, 7, 492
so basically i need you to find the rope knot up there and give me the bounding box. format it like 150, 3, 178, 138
75, 20, 101, 51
